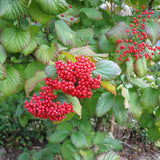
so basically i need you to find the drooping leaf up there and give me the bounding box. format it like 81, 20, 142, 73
24, 71, 47, 97
145, 21, 160, 46
93, 132, 106, 145
113, 96, 128, 125
0, 62, 6, 81
1, 26, 30, 53
0, 66, 21, 97
29, 0, 54, 24
80, 8, 103, 20
101, 81, 116, 95
92, 60, 121, 81
80, 149, 95, 160
98, 35, 115, 53
48, 130, 70, 144
125, 58, 133, 78
134, 57, 148, 78
65, 94, 82, 117
140, 87, 159, 109
96, 151, 120, 160
36, 0, 69, 15
35, 44, 57, 64
106, 21, 133, 44
55, 20, 77, 47
22, 36, 37, 56
96, 92, 115, 117
71, 131, 86, 148
0, 0, 28, 21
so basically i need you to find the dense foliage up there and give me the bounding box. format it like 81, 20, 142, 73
0, 0, 160, 159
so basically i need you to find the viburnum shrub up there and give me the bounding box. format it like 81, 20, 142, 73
25, 56, 102, 121
116, 6, 160, 63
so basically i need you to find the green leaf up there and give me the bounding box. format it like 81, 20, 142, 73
33, 150, 43, 160
93, 132, 106, 145
130, 78, 149, 88
85, 134, 93, 148
0, 0, 28, 21
106, 21, 132, 44
80, 8, 103, 20
145, 22, 160, 46
20, 17, 29, 30
18, 152, 31, 160
36, 0, 69, 15
140, 87, 159, 109
35, 44, 57, 64
0, 18, 13, 28
55, 20, 77, 47
96, 151, 120, 160
29, 0, 54, 24
93, 60, 121, 81
148, 126, 160, 141
79, 120, 93, 134
19, 115, 28, 127
98, 35, 115, 53
1, 26, 30, 53
0, 45, 7, 64
66, 94, 82, 117
80, 149, 95, 160
113, 96, 128, 125
24, 71, 47, 97
0, 62, 6, 81
74, 153, 82, 160
22, 36, 37, 56
45, 64, 58, 78
56, 122, 73, 133
0, 66, 21, 97
30, 25, 40, 36
134, 57, 148, 78
48, 130, 70, 144
71, 131, 86, 148
125, 58, 133, 78
96, 92, 115, 117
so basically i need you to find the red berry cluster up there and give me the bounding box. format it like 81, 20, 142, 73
116, 6, 160, 62
25, 86, 74, 121
46, 56, 102, 99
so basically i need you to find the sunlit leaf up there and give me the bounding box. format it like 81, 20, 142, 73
101, 81, 116, 95
80, 149, 95, 160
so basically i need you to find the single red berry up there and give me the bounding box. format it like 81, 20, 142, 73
138, 15, 141, 18
126, 30, 129, 33
119, 58, 122, 61
61, 14, 64, 17
71, 17, 74, 21
35, 21, 38, 23
148, 15, 151, 18
150, 11, 154, 14
152, 52, 155, 55
130, 23, 133, 27
142, 6, 145, 9
143, 19, 146, 22
116, 50, 120, 53
126, 58, 130, 61
24, 14, 27, 18
149, 56, 152, 59
69, 5, 72, 8
136, 10, 139, 13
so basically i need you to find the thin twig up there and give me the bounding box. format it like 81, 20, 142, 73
120, 141, 137, 151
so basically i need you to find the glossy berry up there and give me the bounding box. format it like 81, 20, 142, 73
35, 21, 38, 23
61, 14, 64, 17
24, 14, 27, 18
71, 17, 74, 21
69, 5, 72, 8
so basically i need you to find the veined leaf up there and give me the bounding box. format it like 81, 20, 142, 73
80, 8, 103, 20
36, 0, 69, 15
0, 62, 6, 81
106, 21, 133, 44
93, 132, 106, 145
55, 20, 77, 47
101, 81, 116, 95
24, 71, 47, 97
60, 51, 77, 62
0, 0, 28, 21
29, 0, 54, 24
0, 66, 21, 97
93, 60, 121, 81
35, 44, 57, 64
80, 149, 95, 160
56, 122, 73, 133
96, 92, 115, 117
44, 64, 58, 78
1, 26, 30, 53
0, 18, 13, 28
0, 45, 7, 64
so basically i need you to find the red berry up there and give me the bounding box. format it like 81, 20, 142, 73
136, 10, 139, 13
126, 58, 130, 61
69, 5, 72, 8
126, 30, 129, 33
116, 50, 120, 53
119, 58, 122, 61
143, 19, 146, 22
35, 21, 38, 23
24, 14, 27, 18
150, 11, 154, 14
142, 6, 145, 9
71, 17, 74, 21
61, 14, 64, 17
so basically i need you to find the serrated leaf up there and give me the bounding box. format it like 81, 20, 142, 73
66, 94, 82, 117
148, 126, 160, 141
24, 71, 47, 97
130, 78, 149, 88
125, 58, 133, 78
106, 21, 133, 44
81, 8, 103, 20
74, 153, 82, 160
101, 81, 116, 95
22, 36, 37, 56
96, 151, 120, 160
0, 18, 13, 28
71, 131, 86, 148
56, 122, 73, 133
96, 92, 115, 117
45, 64, 58, 78
113, 96, 128, 125
0, 62, 6, 81
0, 0, 28, 21
55, 20, 77, 47
0, 66, 21, 97
2, 26, 30, 53
60, 51, 77, 62
18, 152, 31, 160
140, 87, 159, 109
134, 57, 148, 78
98, 35, 115, 53
80, 149, 95, 160
30, 25, 40, 36
93, 60, 121, 81
93, 132, 106, 145
35, 44, 57, 64
29, 0, 54, 24
36, 0, 69, 15
0, 45, 7, 64
79, 120, 93, 134
145, 21, 160, 46
48, 130, 70, 143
